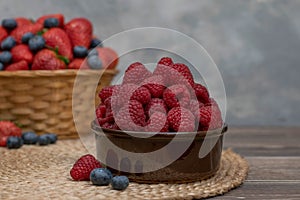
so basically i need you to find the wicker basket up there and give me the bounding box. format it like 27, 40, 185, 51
0, 69, 117, 139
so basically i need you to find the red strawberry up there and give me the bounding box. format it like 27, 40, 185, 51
43, 28, 73, 61
11, 44, 33, 64
167, 107, 195, 132
15, 17, 33, 27
122, 62, 151, 84
0, 121, 22, 137
0, 26, 8, 43
5, 60, 29, 71
10, 23, 43, 43
68, 58, 89, 69
97, 47, 119, 69
32, 49, 66, 70
193, 83, 210, 103
70, 154, 102, 181
64, 18, 92, 48
36, 13, 64, 27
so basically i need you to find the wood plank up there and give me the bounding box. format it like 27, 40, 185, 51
246, 157, 300, 180
213, 182, 300, 200
223, 127, 300, 156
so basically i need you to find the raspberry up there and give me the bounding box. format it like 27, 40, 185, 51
122, 62, 151, 84
0, 121, 22, 137
142, 75, 166, 98
145, 112, 169, 132
153, 57, 174, 86
96, 104, 106, 119
193, 83, 210, 103
145, 98, 167, 117
101, 122, 119, 130
198, 103, 223, 131
157, 57, 173, 67
188, 99, 204, 119
98, 85, 118, 102
96, 104, 114, 126
130, 86, 151, 105
115, 100, 146, 131
114, 84, 137, 107
163, 84, 191, 109
167, 107, 195, 132
172, 63, 194, 86
70, 154, 102, 181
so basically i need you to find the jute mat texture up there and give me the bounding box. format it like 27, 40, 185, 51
0, 140, 248, 200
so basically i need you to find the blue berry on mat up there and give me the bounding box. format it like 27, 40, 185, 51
22, 132, 39, 145
111, 176, 129, 190
87, 49, 98, 57
21, 32, 35, 44
73, 46, 88, 58
90, 168, 112, 186
2, 18, 17, 30
45, 133, 57, 144
44, 18, 59, 28
1, 36, 16, 50
90, 38, 103, 48
0, 51, 12, 64
28, 35, 45, 52
7, 136, 23, 149
87, 55, 102, 69
38, 135, 50, 146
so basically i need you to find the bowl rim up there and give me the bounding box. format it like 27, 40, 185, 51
91, 120, 228, 139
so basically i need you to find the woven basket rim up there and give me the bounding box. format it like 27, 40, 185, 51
0, 69, 118, 77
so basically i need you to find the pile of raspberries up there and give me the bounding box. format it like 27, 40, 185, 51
96, 57, 223, 132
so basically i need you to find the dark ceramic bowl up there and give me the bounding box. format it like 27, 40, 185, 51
92, 121, 227, 184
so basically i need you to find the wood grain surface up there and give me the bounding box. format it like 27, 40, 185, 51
214, 127, 300, 199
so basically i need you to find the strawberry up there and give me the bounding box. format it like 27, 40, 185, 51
64, 18, 93, 48
11, 44, 33, 64
36, 13, 64, 27
15, 17, 33, 27
10, 23, 43, 43
5, 60, 29, 71
32, 49, 66, 70
68, 58, 89, 69
0, 26, 8, 43
0, 121, 22, 147
70, 154, 102, 181
96, 47, 119, 69
43, 28, 73, 61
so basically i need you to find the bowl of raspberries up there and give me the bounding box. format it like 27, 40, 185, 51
92, 57, 227, 183
0, 14, 118, 138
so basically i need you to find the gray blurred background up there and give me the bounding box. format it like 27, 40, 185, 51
1, 0, 299, 126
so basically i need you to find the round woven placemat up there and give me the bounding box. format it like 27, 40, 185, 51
0, 140, 248, 200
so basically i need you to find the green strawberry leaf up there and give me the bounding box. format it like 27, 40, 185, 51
37, 28, 48, 36
57, 55, 70, 65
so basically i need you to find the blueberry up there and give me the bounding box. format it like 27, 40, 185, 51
1, 36, 16, 50
2, 18, 17, 30
87, 49, 98, 57
90, 168, 112, 186
38, 134, 50, 146
44, 18, 59, 28
21, 32, 35, 44
0, 62, 4, 70
73, 46, 88, 58
90, 38, 103, 48
87, 55, 102, 69
0, 51, 12, 64
22, 132, 39, 145
28, 35, 45, 52
111, 176, 129, 190
102, 168, 113, 180
44, 133, 57, 144
7, 136, 23, 149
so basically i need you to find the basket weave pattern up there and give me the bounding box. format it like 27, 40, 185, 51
0, 70, 117, 138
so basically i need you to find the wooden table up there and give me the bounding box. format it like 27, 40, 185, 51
214, 127, 300, 199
